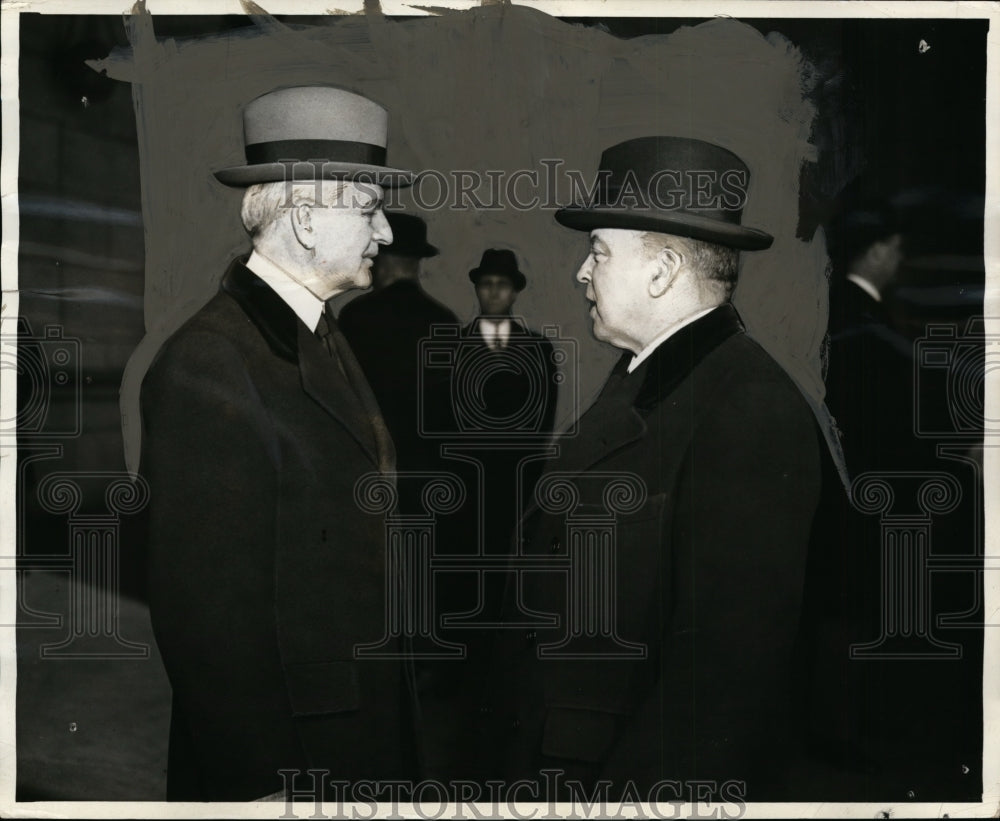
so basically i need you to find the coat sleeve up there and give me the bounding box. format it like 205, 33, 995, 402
602, 373, 823, 798
141, 329, 304, 799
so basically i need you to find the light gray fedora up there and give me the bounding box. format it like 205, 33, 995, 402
214, 85, 414, 188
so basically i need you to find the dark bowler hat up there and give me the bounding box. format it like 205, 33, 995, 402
555, 136, 773, 251
468, 249, 527, 291
382, 212, 439, 258
214, 86, 414, 188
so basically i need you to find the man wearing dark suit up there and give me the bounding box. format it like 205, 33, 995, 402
824, 195, 914, 476
339, 212, 458, 512
460, 248, 557, 565
141, 86, 417, 800
486, 137, 837, 801
818, 194, 981, 794
405, 250, 558, 781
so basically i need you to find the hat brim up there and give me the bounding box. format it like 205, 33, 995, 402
213, 160, 415, 188
554, 206, 773, 251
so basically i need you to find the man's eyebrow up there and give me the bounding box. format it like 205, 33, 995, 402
590, 237, 609, 252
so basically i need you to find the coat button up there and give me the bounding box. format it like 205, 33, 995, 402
525, 630, 537, 645
512, 718, 520, 731
550, 538, 561, 553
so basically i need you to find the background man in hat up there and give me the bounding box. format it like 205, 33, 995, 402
486, 137, 839, 800
339, 211, 459, 514
140, 86, 418, 800
460, 248, 558, 565
824, 188, 912, 476
411, 248, 560, 781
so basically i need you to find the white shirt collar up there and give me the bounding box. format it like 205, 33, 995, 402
245, 250, 326, 332
479, 317, 513, 348
627, 305, 719, 374
847, 273, 882, 303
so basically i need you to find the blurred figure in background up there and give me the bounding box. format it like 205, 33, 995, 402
824, 189, 915, 476
339, 212, 458, 514
808, 182, 985, 798
416, 249, 558, 782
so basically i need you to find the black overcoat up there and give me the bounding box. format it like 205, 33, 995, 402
825, 279, 919, 475
486, 304, 834, 800
141, 259, 412, 800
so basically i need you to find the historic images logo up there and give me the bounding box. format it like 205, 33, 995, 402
273, 161, 750, 214
352, 322, 650, 661
275, 769, 748, 820
849, 316, 1000, 659
1, 319, 149, 658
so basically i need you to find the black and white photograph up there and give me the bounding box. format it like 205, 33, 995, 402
0, 0, 997, 816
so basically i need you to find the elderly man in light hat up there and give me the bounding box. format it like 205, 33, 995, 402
141, 86, 418, 800
487, 136, 838, 800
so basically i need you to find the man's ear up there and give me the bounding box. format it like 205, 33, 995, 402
290, 203, 316, 251
649, 246, 682, 298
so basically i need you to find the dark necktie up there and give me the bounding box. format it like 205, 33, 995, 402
315, 310, 346, 377
316, 304, 396, 477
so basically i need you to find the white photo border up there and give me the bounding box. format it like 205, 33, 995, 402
1, 1, 997, 818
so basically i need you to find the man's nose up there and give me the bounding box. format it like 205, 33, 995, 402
372, 209, 393, 245
575, 256, 593, 284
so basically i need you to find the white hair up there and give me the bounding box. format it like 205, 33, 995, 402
239, 180, 350, 238
641, 231, 740, 298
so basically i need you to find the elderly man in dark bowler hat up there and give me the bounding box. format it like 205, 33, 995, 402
486, 136, 838, 800
339, 212, 458, 513
141, 86, 418, 800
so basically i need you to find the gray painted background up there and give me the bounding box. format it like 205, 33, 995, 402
92, 2, 827, 474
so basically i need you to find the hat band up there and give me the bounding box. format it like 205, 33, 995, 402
245, 139, 387, 167
592, 183, 744, 224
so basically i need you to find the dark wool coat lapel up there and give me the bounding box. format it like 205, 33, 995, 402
222, 259, 381, 469
221, 258, 297, 362
544, 304, 744, 481
632, 303, 745, 411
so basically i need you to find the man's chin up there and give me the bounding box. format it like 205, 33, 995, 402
590, 316, 608, 342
